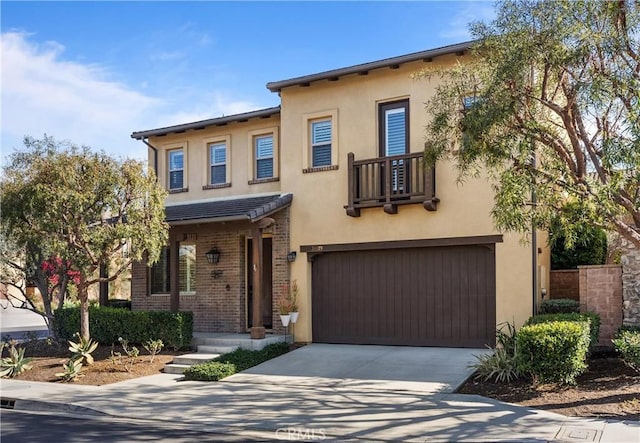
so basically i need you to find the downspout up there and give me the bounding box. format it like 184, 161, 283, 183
141, 137, 159, 180
531, 147, 538, 316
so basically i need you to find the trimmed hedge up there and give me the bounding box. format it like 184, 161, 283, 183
54, 306, 193, 349
516, 320, 590, 384
539, 298, 580, 314
526, 312, 600, 351
184, 342, 290, 381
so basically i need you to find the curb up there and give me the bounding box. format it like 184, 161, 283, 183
1, 397, 106, 417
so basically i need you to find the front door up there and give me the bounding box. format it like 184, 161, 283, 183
246, 237, 273, 329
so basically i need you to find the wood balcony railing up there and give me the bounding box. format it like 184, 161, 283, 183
345, 152, 439, 217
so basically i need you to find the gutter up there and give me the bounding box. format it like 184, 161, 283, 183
141, 138, 159, 179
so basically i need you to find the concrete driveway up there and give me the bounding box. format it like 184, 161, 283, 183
224, 343, 487, 396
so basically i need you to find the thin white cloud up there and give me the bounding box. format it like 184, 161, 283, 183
0, 32, 268, 163
1, 31, 160, 160
440, 3, 496, 40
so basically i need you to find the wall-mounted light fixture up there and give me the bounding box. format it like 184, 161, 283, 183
205, 247, 221, 264
287, 251, 297, 263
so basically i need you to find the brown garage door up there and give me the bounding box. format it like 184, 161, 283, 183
311, 245, 496, 348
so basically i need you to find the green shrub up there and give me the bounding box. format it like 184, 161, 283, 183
54, 307, 193, 349
183, 362, 237, 381
539, 298, 580, 314
516, 321, 590, 384
183, 342, 290, 381
612, 330, 640, 373
526, 312, 600, 351
107, 299, 131, 310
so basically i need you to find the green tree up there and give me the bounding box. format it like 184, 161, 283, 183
419, 0, 640, 248
1, 135, 168, 341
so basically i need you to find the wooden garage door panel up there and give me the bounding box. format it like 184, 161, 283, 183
312, 245, 496, 348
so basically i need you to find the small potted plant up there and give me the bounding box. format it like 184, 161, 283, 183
277, 299, 291, 327
288, 280, 300, 323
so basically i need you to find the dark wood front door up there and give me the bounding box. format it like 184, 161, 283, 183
247, 237, 273, 329
311, 245, 496, 348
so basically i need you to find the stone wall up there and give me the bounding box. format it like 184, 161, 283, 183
131, 208, 291, 334
578, 265, 623, 347
549, 270, 580, 301
620, 238, 640, 327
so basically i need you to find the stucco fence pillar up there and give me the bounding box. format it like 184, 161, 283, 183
578, 265, 623, 347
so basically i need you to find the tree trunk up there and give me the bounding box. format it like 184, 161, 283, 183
78, 280, 90, 341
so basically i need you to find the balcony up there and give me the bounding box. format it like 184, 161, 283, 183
345, 152, 439, 217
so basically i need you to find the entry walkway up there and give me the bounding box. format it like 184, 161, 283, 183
1, 344, 638, 442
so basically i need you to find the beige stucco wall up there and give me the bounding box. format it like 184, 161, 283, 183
145, 114, 282, 205
278, 54, 548, 343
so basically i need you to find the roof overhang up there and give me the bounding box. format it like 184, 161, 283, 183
165, 193, 293, 226
266, 40, 475, 93
131, 106, 281, 140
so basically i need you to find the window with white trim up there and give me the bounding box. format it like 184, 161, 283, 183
255, 135, 274, 179
168, 149, 184, 190
311, 119, 332, 167
209, 142, 226, 185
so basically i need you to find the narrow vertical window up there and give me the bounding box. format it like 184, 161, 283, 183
255, 135, 274, 179
311, 119, 332, 167
379, 100, 410, 193
178, 243, 196, 293
168, 149, 184, 190
209, 143, 226, 185
150, 246, 170, 294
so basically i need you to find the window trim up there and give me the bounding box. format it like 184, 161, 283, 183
302, 109, 338, 172
202, 135, 231, 189
247, 127, 279, 184
378, 99, 409, 157
162, 141, 188, 192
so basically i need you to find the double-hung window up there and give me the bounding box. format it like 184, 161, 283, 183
209, 143, 226, 185
311, 120, 332, 167
255, 135, 274, 179
168, 149, 184, 190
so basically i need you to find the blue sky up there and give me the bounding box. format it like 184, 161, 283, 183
1, 1, 495, 162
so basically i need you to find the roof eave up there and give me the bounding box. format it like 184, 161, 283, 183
266, 40, 476, 93
131, 106, 281, 140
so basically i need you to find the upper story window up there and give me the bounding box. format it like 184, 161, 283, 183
209, 142, 227, 185
248, 127, 279, 184
302, 109, 338, 173
379, 99, 409, 157
168, 149, 185, 190
311, 120, 332, 167
255, 135, 274, 179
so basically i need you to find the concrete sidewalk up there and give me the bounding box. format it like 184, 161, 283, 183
1, 370, 638, 442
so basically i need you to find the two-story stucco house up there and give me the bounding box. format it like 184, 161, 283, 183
130, 41, 550, 348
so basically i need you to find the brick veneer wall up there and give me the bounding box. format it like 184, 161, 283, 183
131, 208, 290, 334
549, 270, 580, 301
578, 265, 623, 347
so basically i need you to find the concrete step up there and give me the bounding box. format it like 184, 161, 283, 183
192, 334, 286, 350
163, 363, 191, 375
173, 353, 220, 366
197, 345, 238, 354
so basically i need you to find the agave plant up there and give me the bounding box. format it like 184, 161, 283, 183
55, 358, 84, 382
68, 333, 99, 365
0, 344, 33, 378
